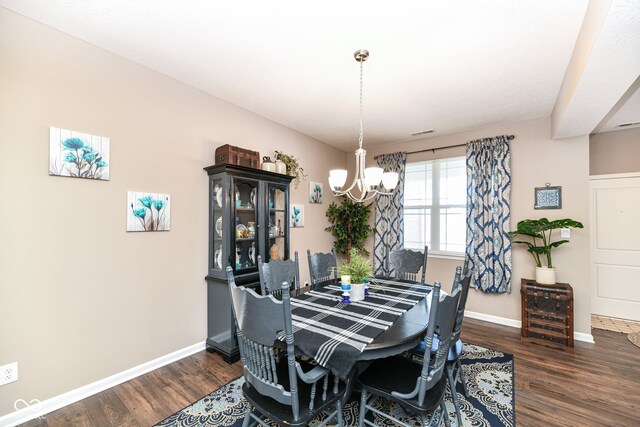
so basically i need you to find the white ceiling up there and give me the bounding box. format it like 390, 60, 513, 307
2, 0, 638, 150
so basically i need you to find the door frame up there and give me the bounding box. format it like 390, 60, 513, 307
589, 172, 640, 322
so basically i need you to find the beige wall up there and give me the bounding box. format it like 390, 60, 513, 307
356, 118, 591, 334
0, 8, 345, 417
590, 127, 640, 175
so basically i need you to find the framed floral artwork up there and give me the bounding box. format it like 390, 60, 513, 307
49, 127, 110, 180
309, 181, 323, 204
290, 204, 304, 227
127, 191, 171, 231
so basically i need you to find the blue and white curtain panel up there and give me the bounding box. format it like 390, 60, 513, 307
373, 152, 407, 276
465, 136, 512, 293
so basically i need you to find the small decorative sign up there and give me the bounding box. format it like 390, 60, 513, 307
534, 184, 562, 209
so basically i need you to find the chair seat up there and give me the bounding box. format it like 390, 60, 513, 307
359, 354, 447, 414
242, 360, 348, 427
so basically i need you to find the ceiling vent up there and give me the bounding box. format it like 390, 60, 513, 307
617, 121, 640, 128
410, 129, 435, 136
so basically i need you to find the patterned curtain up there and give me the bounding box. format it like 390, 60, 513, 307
465, 136, 512, 293
373, 152, 407, 276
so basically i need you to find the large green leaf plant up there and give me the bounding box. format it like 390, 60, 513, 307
509, 218, 584, 268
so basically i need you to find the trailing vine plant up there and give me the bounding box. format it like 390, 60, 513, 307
274, 150, 307, 188
325, 197, 373, 262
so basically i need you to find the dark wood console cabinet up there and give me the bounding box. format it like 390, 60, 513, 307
204, 163, 292, 362
520, 278, 574, 350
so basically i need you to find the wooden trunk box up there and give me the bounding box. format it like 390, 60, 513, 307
215, 144, 260, 169
521, 278, 574, 350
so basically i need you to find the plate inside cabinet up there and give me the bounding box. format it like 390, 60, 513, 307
215, 183, 223, 208
215, 246, 222, 269
215, 217, 223, 237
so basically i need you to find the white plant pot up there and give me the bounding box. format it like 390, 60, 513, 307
351, 283, 366, 302
536, 267, 556, 285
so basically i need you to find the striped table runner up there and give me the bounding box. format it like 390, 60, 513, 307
288, 277, 431, 378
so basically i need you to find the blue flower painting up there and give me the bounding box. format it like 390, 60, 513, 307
290, 204, 304, 228
49, 127, 110, 180
127, 191, 171, 232
309, 181, 323, 204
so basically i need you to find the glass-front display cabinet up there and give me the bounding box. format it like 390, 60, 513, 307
204, 163, 292, 362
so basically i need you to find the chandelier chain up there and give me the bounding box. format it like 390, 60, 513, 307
359, 58, 364, 149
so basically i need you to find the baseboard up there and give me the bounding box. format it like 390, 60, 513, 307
465, 310, 595, 344
0, 341, 206, 427
465, 310, 521, 328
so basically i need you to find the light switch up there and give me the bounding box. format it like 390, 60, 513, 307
561, 227, 570, 238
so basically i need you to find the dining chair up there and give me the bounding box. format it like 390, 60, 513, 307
307, 248, 338, 288
357, 281, 462, 427
427, 266, 473, 426
257, 251, 301, 296
226, 267, 350, 427
386, 245, 428, 282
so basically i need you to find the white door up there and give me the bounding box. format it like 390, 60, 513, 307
590, 173, 640, 321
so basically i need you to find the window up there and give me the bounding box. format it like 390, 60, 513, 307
404, 156, 467, 256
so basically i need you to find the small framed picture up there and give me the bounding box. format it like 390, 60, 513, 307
309, 181, 323, 204
534, 185, 562, 209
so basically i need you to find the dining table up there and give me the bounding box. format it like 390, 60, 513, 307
284, 276, 434, 379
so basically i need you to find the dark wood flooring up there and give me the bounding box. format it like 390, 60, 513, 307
21, 319, 640, 426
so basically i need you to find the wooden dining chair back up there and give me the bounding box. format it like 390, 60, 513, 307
307, 248, 338, 287
257, 251, 301, 296
357, 282, 462, 426
387, 246, 428, 282
226, 267, 347, 427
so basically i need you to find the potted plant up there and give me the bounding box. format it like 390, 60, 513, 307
339, 249, 372, 301
509, 217, 584, 284
274, 150, 307, 188
325, 197, 373, 262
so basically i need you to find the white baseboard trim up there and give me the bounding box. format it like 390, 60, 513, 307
465, 310, 521, 328
574, 332, 595, 344
465, 310, 595, 344
0, 341, 206, 427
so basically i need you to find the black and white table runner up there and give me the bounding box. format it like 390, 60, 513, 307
288, 277, 431, 378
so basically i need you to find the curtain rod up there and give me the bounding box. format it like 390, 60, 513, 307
406, 134, 515, 155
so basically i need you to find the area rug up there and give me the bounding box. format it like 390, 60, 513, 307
629, 332, 640, 348
155, 344, 515, 427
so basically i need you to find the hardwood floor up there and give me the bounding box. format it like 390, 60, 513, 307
21, 318, 640, 426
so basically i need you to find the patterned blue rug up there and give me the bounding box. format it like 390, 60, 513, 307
155, 344, 514, 426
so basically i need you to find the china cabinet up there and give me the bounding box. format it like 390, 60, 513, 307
204, 163, 292, 362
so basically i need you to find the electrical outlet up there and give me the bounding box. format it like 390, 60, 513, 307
0, 362, 18, 386
561, 227, 570, 238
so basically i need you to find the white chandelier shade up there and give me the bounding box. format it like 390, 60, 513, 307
328, 49, 399, 203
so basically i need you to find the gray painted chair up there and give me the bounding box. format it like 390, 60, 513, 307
226, 267, 349, 427
257, 251, 301, 296
307, 248, 338, 288
386, 246, 428, 282
357, 281, 462, 427
443, 267, 473, 425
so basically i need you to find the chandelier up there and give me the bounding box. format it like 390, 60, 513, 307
328, 49, 399, 203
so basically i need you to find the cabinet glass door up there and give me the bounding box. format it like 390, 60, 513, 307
266, 184, 288, 261
211, 176, 224, 273
232, 178, 258, 273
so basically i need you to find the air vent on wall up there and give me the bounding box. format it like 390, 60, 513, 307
410, 129, 435, 136
617, 121, 640, 128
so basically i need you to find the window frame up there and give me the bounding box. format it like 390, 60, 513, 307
403, 156, 467, 259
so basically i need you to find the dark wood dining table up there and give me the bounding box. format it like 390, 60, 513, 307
290, 277, 433, 368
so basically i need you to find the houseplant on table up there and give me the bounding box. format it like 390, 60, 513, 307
509, 217, 584, 284
339, 249, 372, 301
